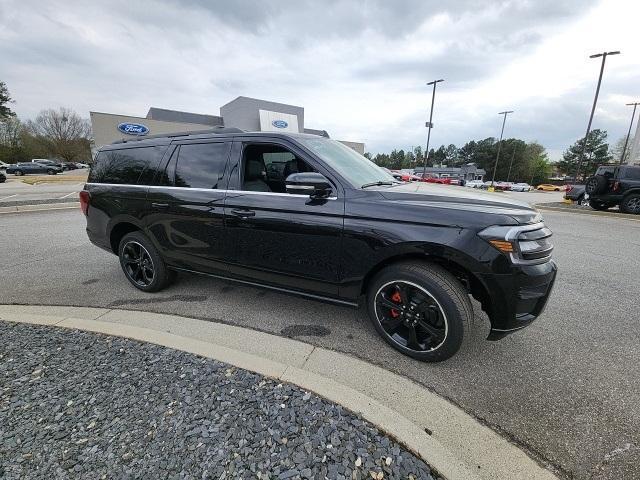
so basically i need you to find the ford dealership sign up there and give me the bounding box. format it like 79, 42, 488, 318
117, 122, 149, 136
271, 120, 288, 129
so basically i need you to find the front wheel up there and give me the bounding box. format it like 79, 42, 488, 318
14, 170, 24, 176
620, 194, 640, 214
118, 231, 175, 292
47, 169, 57, 175
367, 262, 472, 362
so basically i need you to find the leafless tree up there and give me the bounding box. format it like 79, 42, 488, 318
26, 107, 93, 162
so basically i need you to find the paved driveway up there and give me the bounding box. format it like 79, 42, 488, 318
0, 208, 638, 479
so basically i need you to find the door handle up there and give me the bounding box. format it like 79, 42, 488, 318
151, 202, 169, 209
230, 208, 255, 218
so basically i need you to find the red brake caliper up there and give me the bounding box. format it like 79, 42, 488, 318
390, 290, 402, 318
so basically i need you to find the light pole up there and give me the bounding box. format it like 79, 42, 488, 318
620, 102, 639, 164
574, 50, 620, 182
490, 110, 513, 188
506, 145, 517, 183
422, 79, 444, 178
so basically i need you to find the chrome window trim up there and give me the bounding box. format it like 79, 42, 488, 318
84, 183, 338, 200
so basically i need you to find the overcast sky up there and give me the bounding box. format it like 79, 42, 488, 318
1, 0, 638, 160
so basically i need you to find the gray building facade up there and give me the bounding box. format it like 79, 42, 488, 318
90, 96, 365, 154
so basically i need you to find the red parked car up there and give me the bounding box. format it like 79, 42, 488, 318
426, 176, 452, 185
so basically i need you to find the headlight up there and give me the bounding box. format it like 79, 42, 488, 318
478, 222, 553, 264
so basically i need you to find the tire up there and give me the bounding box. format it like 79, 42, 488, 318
14, 170, 24, 176
47, 169, 56, 175
589, 200, 611, 211
577, 194, 586, 205
118, 231, 175, 292
554, 188, 560, 191
366, 261, 472, 362
537, 187, 543, 190
585, 175, 607, 195
620, 194, 640, 214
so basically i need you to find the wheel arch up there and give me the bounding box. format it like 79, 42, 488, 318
109, 221, 142, 254
359, 252, 493, 320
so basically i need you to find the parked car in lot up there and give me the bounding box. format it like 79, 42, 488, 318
61, 162, 80, 170
0, 171, 6, 183
7, 162, 62, 175
0, 161, 9, 170
536, 184, 564, 191
564, 184, 586, 204
32, 158, 64, 169
511, 183, 533, 192
465, 180, 484, 189
425, 176, 451, 184
82, 129, 557, 362
585, 164, 640, 214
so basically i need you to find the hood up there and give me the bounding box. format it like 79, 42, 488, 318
376, 182, 540, 225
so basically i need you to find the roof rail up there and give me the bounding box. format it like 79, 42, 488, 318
111, 126, 246, 144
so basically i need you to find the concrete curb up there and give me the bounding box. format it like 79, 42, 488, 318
0, 304, 559, 480
535, 203, 640, 221
0, 202, 80, 214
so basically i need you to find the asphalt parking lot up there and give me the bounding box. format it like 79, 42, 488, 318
0, 169, 87, 204
1, 207, 638, 479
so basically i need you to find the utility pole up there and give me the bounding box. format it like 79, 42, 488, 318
574, 50, 620, 182
422, 79, 444, 178
490, 110, 513, 189
506, 145, 517, 183
620, 102, 639, 164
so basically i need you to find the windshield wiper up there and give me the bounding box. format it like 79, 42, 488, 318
361, 180, 396, 189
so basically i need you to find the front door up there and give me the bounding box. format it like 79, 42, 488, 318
224, 139, 344, 297
145, 140, 231, 275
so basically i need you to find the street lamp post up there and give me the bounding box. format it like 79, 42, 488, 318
490, 110, 513, 188
422, 79, 444, 178
574, 50, 620, 182
620, 102, 639, 165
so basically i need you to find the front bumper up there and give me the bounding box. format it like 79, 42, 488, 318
477, 259, 557, 340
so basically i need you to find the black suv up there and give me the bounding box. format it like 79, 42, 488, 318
585, 164, 640, 214
81, 129, 557, 361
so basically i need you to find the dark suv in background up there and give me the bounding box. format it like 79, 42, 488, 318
585, 164, 640, 213
81, 128, 557, 361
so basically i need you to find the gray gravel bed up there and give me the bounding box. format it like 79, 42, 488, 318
0, 322, 440, 480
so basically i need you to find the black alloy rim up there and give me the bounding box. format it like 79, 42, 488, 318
627, 197, 640, 213
374, 281, 447, 352
122, 241, 155, 287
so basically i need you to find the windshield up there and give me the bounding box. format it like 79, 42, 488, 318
298, 137, 397, 188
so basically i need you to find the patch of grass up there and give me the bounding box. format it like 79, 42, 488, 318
20, 174, 88, 185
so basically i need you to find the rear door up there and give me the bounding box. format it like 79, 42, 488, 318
223, 137, 344, 297
145, 139, 232, 275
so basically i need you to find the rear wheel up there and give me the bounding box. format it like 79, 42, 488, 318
620, 194, 640, 214
47, 169, 56, 175
118, 231, 175, 292
589, 200, 611, 211
367, 262, 472, 362
14, 170, 24, 176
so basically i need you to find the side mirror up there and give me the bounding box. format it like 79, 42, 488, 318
285, 172, 332, 198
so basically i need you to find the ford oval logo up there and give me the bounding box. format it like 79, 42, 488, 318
117, 122, 149, 136
272, 120, 288, 129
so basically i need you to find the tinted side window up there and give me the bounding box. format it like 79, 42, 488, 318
174, 142, 230, 189
622, 167, 640, 180
88, 146, 167, 184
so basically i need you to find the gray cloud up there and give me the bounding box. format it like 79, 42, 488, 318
0, 0, 635, 159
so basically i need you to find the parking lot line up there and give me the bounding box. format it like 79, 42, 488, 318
58, 191, 78, 199
0, 194, 18, 201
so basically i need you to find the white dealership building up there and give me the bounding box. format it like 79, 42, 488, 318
90, 96, 365, 154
